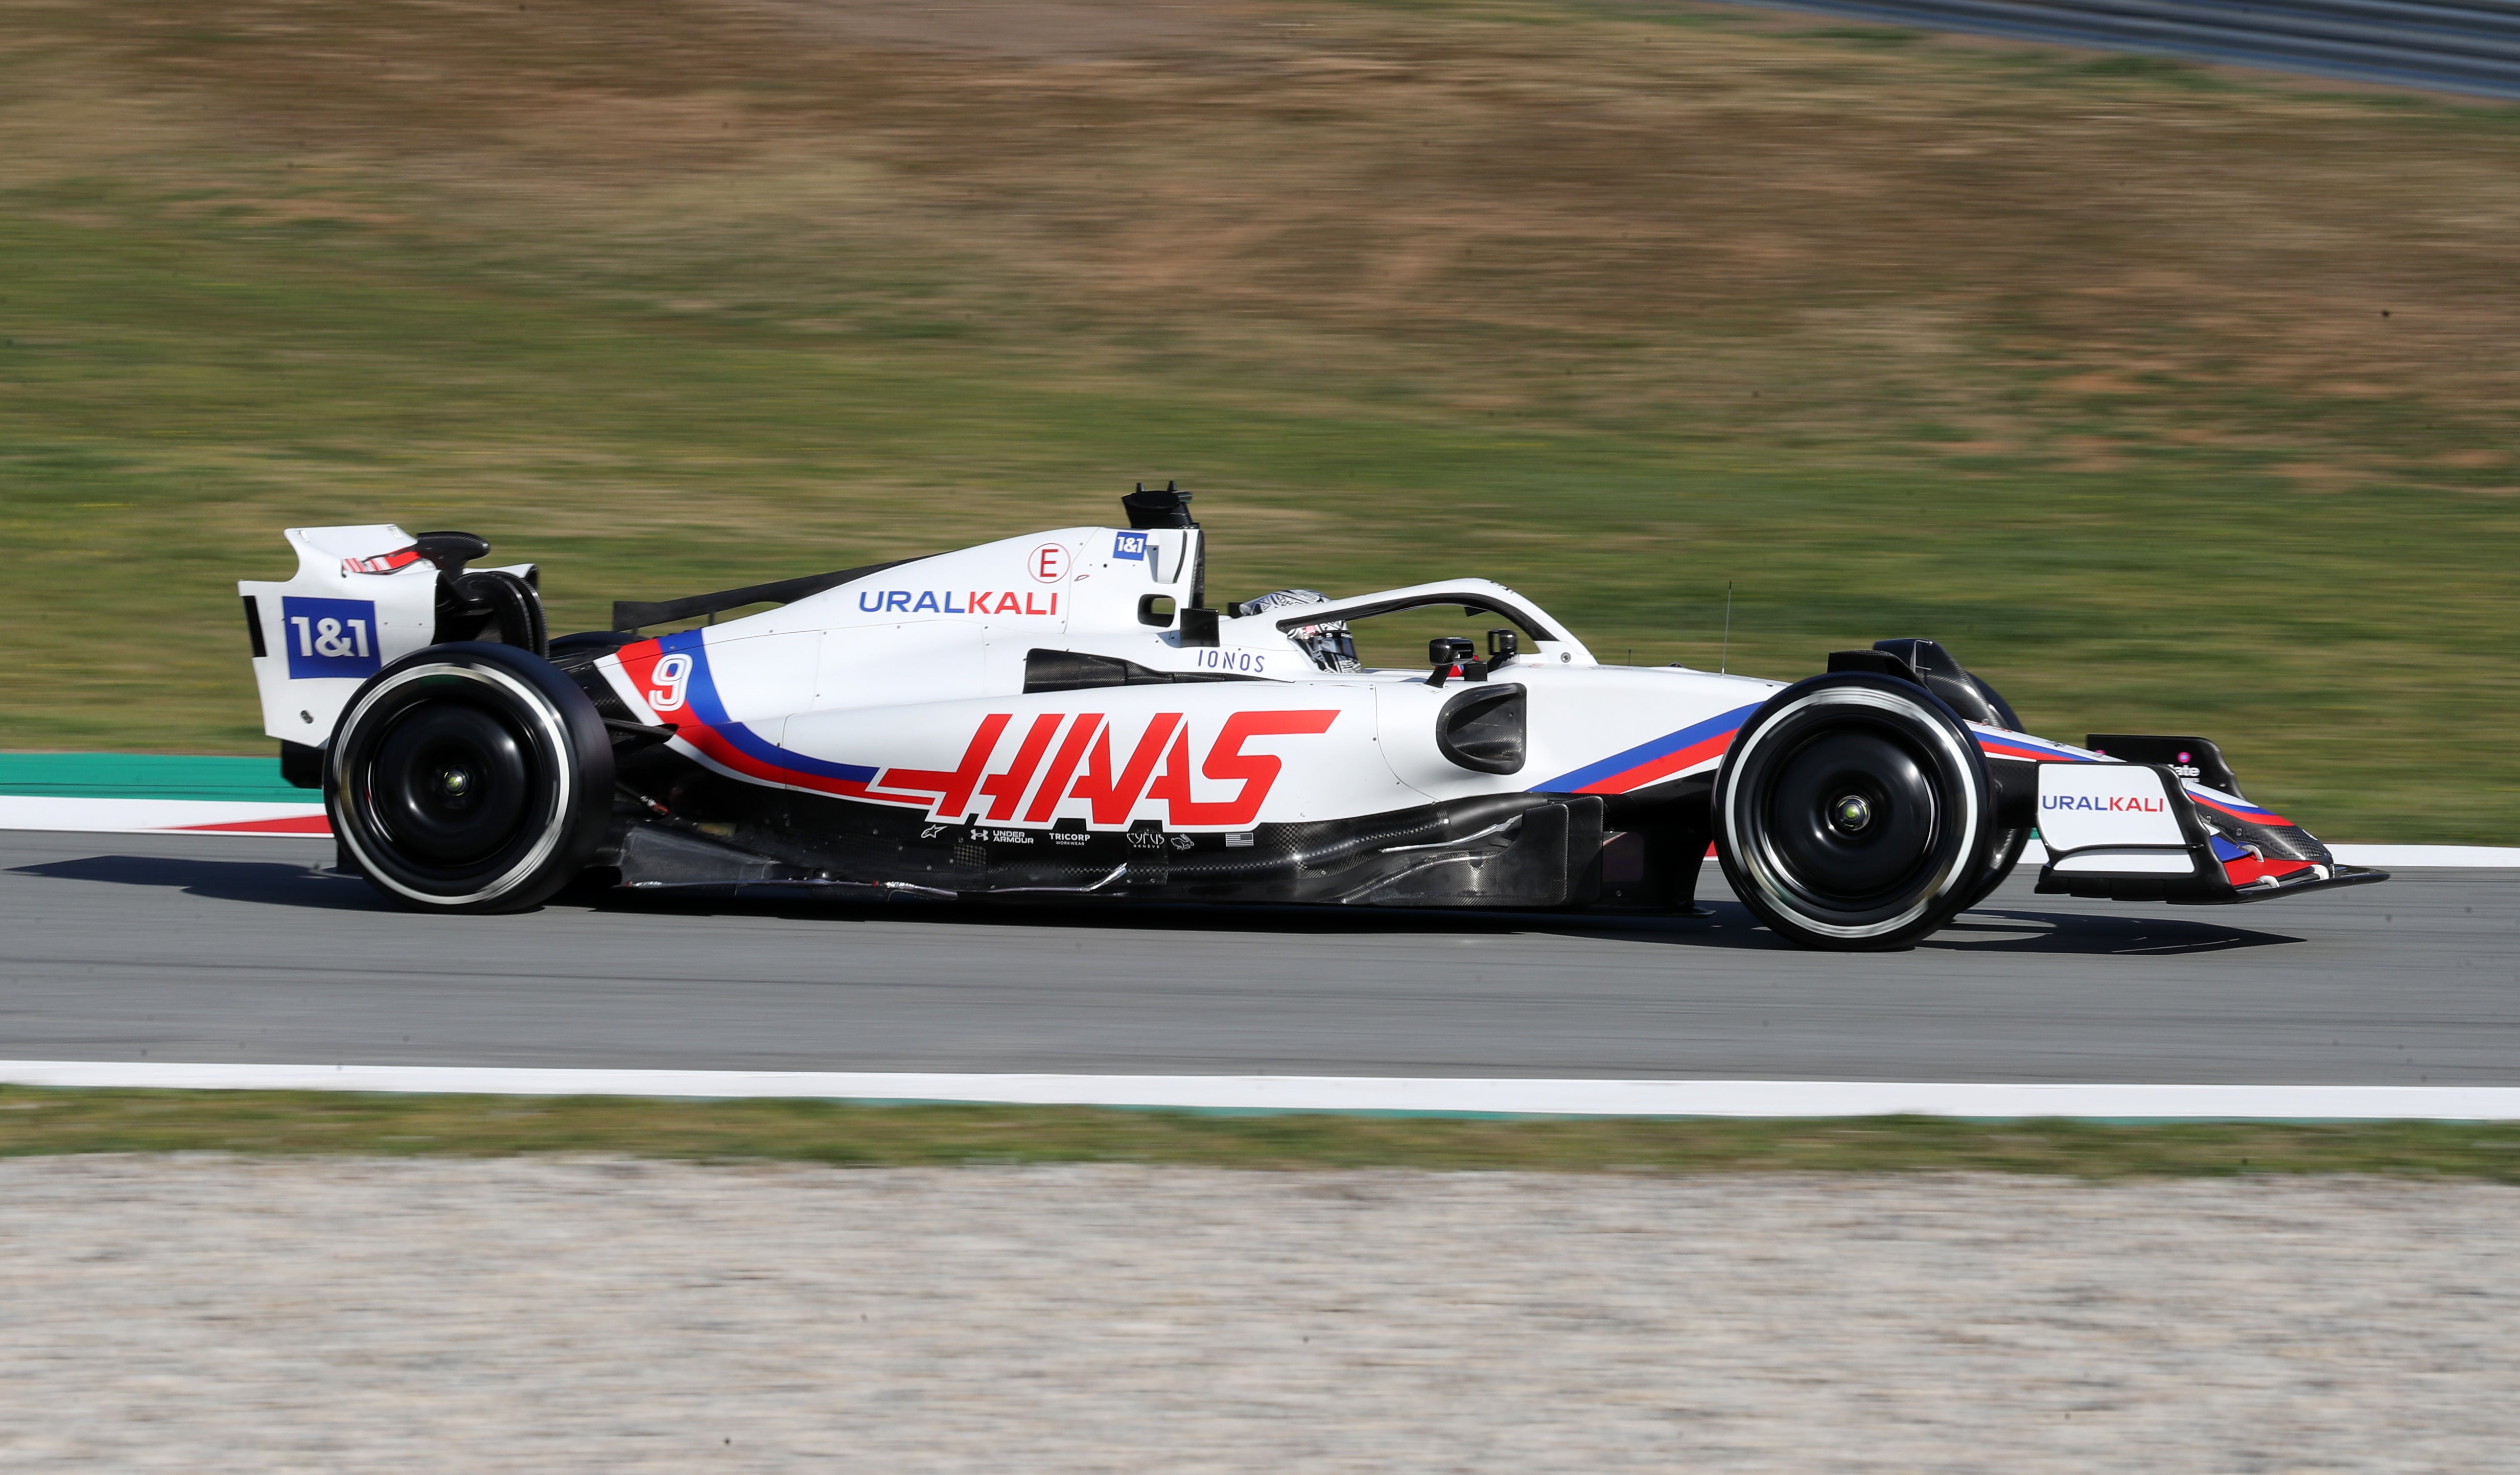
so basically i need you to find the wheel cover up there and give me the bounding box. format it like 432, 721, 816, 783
1722, 685, 1984, 940
331, 662, 576, 907
370, 703, 532, 865
1763, 728, 1940, 905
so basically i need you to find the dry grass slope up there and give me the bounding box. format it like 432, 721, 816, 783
3, 0, 2515, 837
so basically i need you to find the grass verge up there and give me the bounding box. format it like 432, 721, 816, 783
9, 1088, 2520, 1180
5, 0, 2517, 837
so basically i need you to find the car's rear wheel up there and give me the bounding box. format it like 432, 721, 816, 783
1714, 674, 1996, 950
327, 641, 614, 912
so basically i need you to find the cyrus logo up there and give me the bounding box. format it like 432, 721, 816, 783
857, 589, 1060, 616
868, 709, 1340, 829
1112, 531, 1148, 561
2041, 794, 2167, 813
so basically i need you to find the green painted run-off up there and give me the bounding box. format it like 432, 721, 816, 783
0, 753, 305, 803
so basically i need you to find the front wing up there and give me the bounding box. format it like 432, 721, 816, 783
1996, 744, 2387, 905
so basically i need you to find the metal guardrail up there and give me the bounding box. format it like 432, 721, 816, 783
1731, 0, 2520, 99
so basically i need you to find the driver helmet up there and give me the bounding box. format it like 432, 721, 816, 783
1242, 588, 1362, 673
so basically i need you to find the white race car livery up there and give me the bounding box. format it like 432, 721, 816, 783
239, 486, 2382, 948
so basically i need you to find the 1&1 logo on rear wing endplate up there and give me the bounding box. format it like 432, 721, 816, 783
278, 596, 382, 679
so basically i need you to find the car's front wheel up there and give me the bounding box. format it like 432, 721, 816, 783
1948, 825, 2032, 916
326, 641, 614, 912
1714, 673, 1996, 950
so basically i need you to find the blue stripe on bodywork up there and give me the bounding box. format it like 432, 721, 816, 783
658, 628, 880, 786
1531, 703, 1761, 793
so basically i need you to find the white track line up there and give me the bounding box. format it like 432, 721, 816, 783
3, 797, 2515, 866
4, 1062, 2519, 1119
0, 797, 328, 834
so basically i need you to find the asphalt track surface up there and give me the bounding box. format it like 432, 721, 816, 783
3, 830, 2514, 1086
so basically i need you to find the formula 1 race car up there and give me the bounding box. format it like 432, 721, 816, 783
237, 486, 2384, 949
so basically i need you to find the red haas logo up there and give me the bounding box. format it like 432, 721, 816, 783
874, 710, 1339, 828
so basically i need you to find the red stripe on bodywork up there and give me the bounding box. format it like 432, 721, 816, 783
1976, 738, 2082, 764
1573, 733, 1734, 795
2224, 855, 2319, 886
2188, 791, 2296, 829
674, 720, 880, 801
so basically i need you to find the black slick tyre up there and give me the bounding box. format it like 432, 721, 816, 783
1949, 826, 2031, 916
326, 641, 614, 913
1714, 673, 1997, 951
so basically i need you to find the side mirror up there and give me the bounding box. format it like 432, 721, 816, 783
1426, 636, 1486, 688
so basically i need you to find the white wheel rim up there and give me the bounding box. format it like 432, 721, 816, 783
1721, 685, 1983, 940
330, 661, 575, 908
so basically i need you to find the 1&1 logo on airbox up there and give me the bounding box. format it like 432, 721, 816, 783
1113, 531, 1148, 561
280, 596, 382, 679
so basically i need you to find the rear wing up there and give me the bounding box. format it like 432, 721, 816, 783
238, 525, 540, 752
